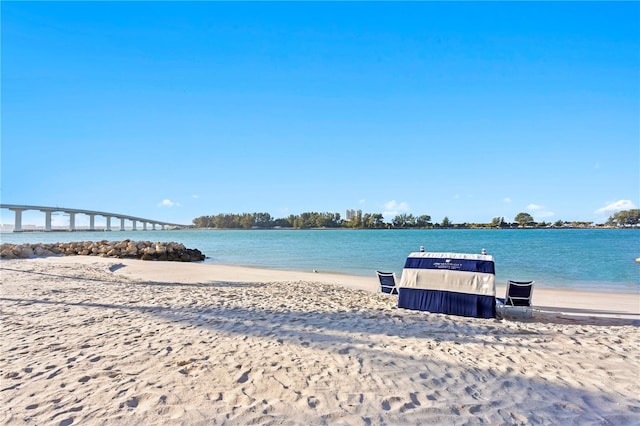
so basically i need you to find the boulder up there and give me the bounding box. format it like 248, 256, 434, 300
1, 247, 17, 259
0, 240, 204, 262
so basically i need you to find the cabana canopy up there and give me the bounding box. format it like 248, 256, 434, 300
398, 252, 496, 318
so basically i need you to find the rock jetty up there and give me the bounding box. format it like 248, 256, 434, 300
0, 240, 206, 262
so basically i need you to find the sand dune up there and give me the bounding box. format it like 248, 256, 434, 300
1, 257, 639, 425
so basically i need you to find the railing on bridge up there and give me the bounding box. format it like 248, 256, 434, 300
0, 204, 189, 232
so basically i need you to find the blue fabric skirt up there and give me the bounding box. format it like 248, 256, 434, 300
398, 287, 496, 319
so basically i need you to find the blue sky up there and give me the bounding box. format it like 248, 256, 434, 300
2, 1, 639, 227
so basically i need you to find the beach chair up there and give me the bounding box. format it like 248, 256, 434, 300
376, 271, 399, 295
496, 280, 535, 318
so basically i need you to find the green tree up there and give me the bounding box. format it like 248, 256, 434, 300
393, 213, 415, 228
491, 216, 506, 227
360, 213, 372, 229
273, 217, 292, 228
192, 215, 215, 228
370, 213, 386, 228
514, 212, 534, 227
240, 213, 254, 229
253, 212, 273, 227
416, 215, 432, 228
608, 209, 640, 226
441, 216, 452, 228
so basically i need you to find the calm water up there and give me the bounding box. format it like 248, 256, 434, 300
2, 229, 639, 293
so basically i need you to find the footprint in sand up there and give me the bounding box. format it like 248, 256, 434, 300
381, 396, 403, 411
409, 392, 421, 407
469, 404, 481, 414
307, 396, 320, 409
237, 370, 251, 384
426, 391, 440, 401
119, 397, 139, 409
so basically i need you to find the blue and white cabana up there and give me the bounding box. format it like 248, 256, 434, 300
398, 252, 496, 318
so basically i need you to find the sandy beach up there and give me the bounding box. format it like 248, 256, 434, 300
1, 257, 639, 425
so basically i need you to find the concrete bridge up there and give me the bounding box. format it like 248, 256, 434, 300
0, 204, 189, 232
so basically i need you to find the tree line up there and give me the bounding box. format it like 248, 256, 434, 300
191, 209, 640, 230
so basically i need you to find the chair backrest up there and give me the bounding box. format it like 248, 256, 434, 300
505, 280, 534, 306
376, 271, 398, 294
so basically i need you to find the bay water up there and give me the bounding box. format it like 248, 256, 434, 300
2, 228, 638, 294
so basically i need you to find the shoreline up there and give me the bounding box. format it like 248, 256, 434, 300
1, 252, 638, 296
1, 231, 637, 294
4, 256, 638, 324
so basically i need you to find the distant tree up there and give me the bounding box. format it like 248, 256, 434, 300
213, 214, 236, 229
441, 216, 452, 228
416, 215, 432, 228
553, 220, 565, 227
253, 212, 273, 227
608, 209, 640, 226
491, 216, 506, 227
293, 216, 305, 229
393, 213, 416, 228
370, 213, 386, 228
392, 214, 405, 228
514, 212, 534, 227
192, 215, 215, 228
273, 218, 292, 228
346, 214, 361, 228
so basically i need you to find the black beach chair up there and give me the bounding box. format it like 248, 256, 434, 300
497, 280, 535, 318
504, 280, 535, 306
376, 271, 399, 295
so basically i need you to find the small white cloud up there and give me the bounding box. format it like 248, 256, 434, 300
359, 199, 366, 205
384, 200, 409, 211
159, 199, 180, 208
595, 199, 636, 215
536, 210, 555, 219
503, 197, 512, 203
383, 200, 410, 217
525, 203, 554, 219
192, 194, 200, 199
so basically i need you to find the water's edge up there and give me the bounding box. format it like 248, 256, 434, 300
2, 228, 639, 294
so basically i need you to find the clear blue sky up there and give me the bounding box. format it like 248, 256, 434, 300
2, 1, 638, 227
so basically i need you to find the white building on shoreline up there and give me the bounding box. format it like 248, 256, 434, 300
345, 209, 362, 221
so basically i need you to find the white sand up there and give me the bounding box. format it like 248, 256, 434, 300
1, 256, 639, 425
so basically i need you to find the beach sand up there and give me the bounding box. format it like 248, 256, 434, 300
1, 257, 639, 425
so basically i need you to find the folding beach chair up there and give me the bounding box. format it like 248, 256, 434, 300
496, 280, 535, 318
376, 271, 399, 295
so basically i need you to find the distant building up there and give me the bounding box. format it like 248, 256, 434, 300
345, 209, 362, 221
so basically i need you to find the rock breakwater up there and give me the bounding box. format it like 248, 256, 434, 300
0, 240, 206, 262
